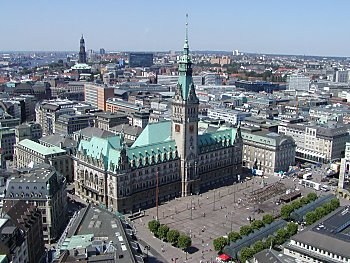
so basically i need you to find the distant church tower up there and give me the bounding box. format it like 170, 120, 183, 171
171, 17, 200, 197
78, 35, 87, 63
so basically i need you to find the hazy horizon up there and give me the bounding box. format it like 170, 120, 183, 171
2, 0, 350, 57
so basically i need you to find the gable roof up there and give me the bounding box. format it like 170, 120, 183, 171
132, 121, 172, 148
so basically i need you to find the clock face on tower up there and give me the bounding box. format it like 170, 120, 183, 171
189, 125, 194, 133
175, 124, 181, 133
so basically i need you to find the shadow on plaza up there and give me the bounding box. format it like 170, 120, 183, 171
187, 246, 199, 254
145, 255, 166, 263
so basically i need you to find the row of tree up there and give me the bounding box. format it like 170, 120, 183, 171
148, 219, 192, 251
280, 192, 318, 219
305, 198, 340, 225
239, 222, 298, 262
213, 214, 275, 252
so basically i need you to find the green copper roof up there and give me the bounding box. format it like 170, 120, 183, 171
78, 136, 122, 171
128, 140, 177, 166
79, 136, 122, 158
132, 121, 172, 148
78, 133, 178, 170
198, 128, 238, 148
18, 139, 66, 156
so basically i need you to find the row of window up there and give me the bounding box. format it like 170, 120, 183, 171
294, 241, 349, 262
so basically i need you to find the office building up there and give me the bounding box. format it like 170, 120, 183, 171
0, 127, 16, 169
287, 74, 310, 92
106, 98, 146, 117
241, 127, 296, 175
93, 112, 129, 131
73, 31, 243, 213
55, 114, 94, 135
335, 69, 349, 83
207, 108, 251, 125
15, 122, 42, 144
14, 139, 73, 181
4, 164, 67, 244
35, 99, 95, 135
278, 121, 349, 163
84, 83, 115, 111
128, 52, 153, 67
235, 80, 281, 93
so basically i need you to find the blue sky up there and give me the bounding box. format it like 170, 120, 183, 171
1, 0, 349, 56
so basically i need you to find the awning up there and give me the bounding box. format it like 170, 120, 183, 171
218, 254, 231, 261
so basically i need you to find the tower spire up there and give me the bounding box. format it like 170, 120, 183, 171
184, 14, 189, 51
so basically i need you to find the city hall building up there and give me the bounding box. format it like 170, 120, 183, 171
73, 32, 243, 213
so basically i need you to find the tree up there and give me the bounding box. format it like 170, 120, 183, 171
299, 197, 309, 205
264, 236, 275, 249
239, 247, 255, 262
286, 222, 298, 237
228, 231, 241, 242
322, 202, 333, 214
251, 220, 264, 230
262, 214, 274, 225
290, 200, 302, 210
157, 224, 169, 241
148, 220, 160, 235
281, 204, 294, 219
330, 198, 340, 210
275, 228, 288, 245
177, 234, 192, 251
167, 229, 180, 245
314, 207, 326, 220
240, 225, 253, 236
307, 192, 317, 202
213, 237, 228, 252
305, 211, 317, 225
253, 240, 265, 253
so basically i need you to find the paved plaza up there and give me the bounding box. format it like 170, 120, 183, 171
133, 175, 322, 263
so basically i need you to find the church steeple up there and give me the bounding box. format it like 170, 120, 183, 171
177, 14, 197, 101
78, 34, 87, 64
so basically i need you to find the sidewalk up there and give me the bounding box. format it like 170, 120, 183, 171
134, 217, 191, 263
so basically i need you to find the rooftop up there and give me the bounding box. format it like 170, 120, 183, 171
76, 205, 138, 263
254, 249, 296, 263
290, 206, 350, 259
18, 139, 66, 156
132, 121, 172, 147
61, 234, 94, 250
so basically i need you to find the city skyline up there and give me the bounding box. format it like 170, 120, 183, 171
1, 0, 350, 57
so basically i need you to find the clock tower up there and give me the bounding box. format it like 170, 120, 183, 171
171, 17, 200, 197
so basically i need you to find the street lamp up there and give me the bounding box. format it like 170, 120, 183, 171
213, 189, 216, 211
